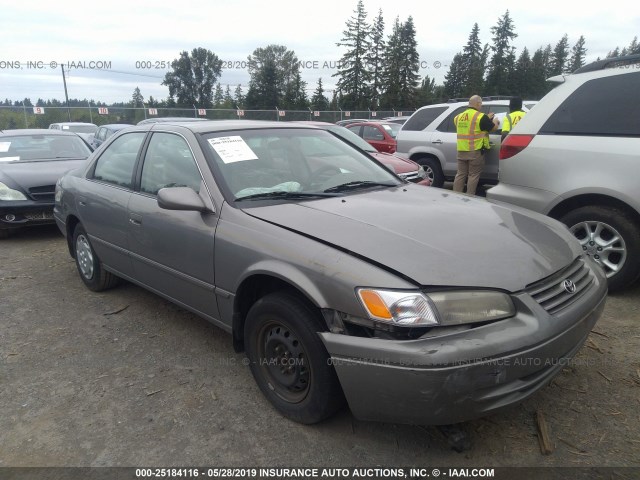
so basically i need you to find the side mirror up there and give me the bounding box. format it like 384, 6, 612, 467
157, 187, 207, 212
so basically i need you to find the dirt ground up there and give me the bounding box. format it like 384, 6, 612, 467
1, 225, 639, 470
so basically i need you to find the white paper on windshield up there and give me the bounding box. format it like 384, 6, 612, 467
0, 142, 11, 152
62, 125, 70, 129
208, 136, 258, 164
0, 156, 20, 162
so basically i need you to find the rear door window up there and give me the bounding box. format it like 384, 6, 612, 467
403, 107, 448, 131
92, 132, 146, 189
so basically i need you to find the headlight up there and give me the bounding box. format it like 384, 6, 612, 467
55, 179, 63, 203
356, 288, 515, 326
0, 182, 27, 201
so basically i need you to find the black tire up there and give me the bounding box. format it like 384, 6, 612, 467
72, 224, 119, 292
560, 206, 640, 292
418, 157, 445, 188
244, 292, 345, 424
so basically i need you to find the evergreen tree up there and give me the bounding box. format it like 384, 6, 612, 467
542, 44, 553, 77
550, 34, 570, 75
366, 9, 386, 109
513, 47, 532, 98
213, 84, 224, 107
485, 10, 518, 95
628, 36, 640, 54
162, 48, 223, 108
462, 23, 485, 96
568, 35, 587, 72
311, 78, 329, 110
131, 87, 144, 107
223, 85, 234, 108
417, 75, 437, 105
397, 16, 421, 107
333, 0, 372, 109
443, 53, 466, 99
529, 47, 550, 99
381, 17, 403, 107
607, 47, 621, 58
284, 72, 308, 109
234, 85, 245, 108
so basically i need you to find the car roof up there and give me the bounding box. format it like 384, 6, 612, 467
100, 123, 132, 128
137, 117, 210, 125
146, 120, 320, 133
0, 128, 83, 137
49, 122, 97, 126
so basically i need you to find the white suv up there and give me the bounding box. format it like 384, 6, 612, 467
396, 99, 526, 187
487, 55, 640, 291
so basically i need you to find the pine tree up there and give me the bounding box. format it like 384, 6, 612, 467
234, 85, 244, 108
131, 87, 144, 107
245, 45, 299, 109
568, 35, 587, 72
366, 9, 386, 109
333, 0, 372, 109
417, 75, 437, 105
485, 11, 518, 95
213, 84, 224, 107
550, 34, 570, 75
628, 36, 640, 54
513, 47, 532, 98
223, 85, 234, 108
542, 44, 553, 78
284, 72, 308, 109
443, 53, 466, 99
397, 16, 421, 107
162, 48, 223, 108
311, 78, 329, 110
607, 47, 621, 58
462, 23, 485, 96
381, 17, 403, 108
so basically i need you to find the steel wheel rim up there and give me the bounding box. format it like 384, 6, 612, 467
257, 320, 311, 404
570, 220, 627, 278
76, 234, 95, 280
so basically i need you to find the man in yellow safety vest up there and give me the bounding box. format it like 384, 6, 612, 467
453, 95, 499, 195
501, 97, 526, 140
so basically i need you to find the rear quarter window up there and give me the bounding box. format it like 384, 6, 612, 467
540, 71, 640, 136
403, 107, 448, 131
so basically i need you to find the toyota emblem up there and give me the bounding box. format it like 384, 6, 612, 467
562, 279, 577, 294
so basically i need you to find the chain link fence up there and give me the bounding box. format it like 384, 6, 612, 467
0, 106, 415, 129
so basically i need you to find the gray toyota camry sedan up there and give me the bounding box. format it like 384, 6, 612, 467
54, 120, 607, 426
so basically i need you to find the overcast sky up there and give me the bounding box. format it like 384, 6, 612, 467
1, 0, 638, 104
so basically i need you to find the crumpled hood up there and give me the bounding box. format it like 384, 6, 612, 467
243, 186, 581, 291
0, 159, 87, 192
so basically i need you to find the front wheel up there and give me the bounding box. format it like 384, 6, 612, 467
244, 292, 344, 424
72, 224, 119, 291
560, 206, 640, 292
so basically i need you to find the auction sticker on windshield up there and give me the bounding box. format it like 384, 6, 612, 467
208, 136, 258, 164
0, 142, 11, 153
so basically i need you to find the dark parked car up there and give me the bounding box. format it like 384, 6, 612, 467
54, 120, 606, 426
92, 124, 132, 149
1, 129, 92, 238
296, 121, 429, 186
346, 121, 400, 153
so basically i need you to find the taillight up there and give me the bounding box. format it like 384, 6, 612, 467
500, 134, 534, 160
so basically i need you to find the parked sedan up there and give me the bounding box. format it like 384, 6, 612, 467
49, 122, 98, 144
54, 120, 606, 426
1, 129, 92, 238
346, 121, 400, 153
92, 124, 132, 149
296, 121, 429, 186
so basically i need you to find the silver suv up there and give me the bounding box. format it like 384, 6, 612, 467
487, 55, 640, 292
396, 99, 525, 187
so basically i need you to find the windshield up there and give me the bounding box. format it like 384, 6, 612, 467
325, 125, 377, 152
0, 134, 92, 162
202, 128, 400, 202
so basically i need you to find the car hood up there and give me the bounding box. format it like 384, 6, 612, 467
243, 186, 580, 291
0, 158, 88, 191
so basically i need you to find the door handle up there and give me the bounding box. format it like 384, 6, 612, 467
431, 139, 443, 144
129, 213, 143, 226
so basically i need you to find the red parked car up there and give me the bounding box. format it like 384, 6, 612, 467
296, 122, 429, 186
346, 121, 400, 154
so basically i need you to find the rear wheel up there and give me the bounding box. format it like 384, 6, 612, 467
417, 157, 444, 188
560, 206, 640, 292
72, 224, 119, 291
244, 292, 344, 424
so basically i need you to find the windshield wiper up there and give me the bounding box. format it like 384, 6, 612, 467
235, 191, 338, 201
323, 181, 397, 193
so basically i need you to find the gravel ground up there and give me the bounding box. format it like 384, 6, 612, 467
1, 225, 639, 470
